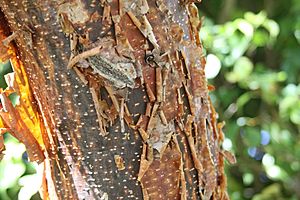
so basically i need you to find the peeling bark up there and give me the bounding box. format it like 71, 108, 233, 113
0, 0, 234, 199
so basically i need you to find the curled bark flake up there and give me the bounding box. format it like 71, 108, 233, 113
124, 114, 134, 129
138, 143, 154, 181
102, 4, 112, 26
207, 84, 215, 91
136, 114, 145, 129
218, 152, 229, 200
105, 85, 120, 112
145, 83, 156, 102
2, 31, 18, 47
161, 67, 169, 87
119, 98, 125, 133
176, 88, 184, 117
183, 83, 195, 115
146, 103, 159, 131
161, 67, 169, 102
135, 60, 144, 84
115, 36, 135, 60
127, 12, 159, 48
175, 118, 185, 132
155, 67, 163, 102
73, 68, 88, 85
140, 15, 159, 48
117, 0, 125, 17
58, 13, 75, 36
221, 150, 236, 165
2, 28, 33, 50
67, 45, 103, 69
180, 50, 191, 79
124, 102, 131, 117
177, 88, 183, 105
158, 109, 167, 125
138, 128, 149, 142
69, 34, 78, 61
187, 4, 202, 45
90, 87, 107, 136
122, 101, 134, 128
217, 121, 225, 142
208, 95, 225, 142
127, 11, 142, 28
112, 12, 135, 60
145, 102, 152, 117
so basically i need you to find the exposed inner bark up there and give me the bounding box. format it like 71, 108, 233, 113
0, 0, 233, 199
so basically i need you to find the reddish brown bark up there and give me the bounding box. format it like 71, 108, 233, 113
0, 0, 232, 199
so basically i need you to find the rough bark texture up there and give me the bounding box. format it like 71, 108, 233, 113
0, 0, 232, 199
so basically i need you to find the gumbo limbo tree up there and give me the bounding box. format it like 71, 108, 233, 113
0, 0, 235, 199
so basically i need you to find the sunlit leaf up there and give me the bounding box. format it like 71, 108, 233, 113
253, 29, 270, 47
18, 172, 42, 200
0, 135, 26, 189
244, 11, 267, 27
263, 20, 280, 38
234, 57, 253, 79
235, 19, 254, 38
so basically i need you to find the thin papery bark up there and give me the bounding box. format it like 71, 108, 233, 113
0, 0, 235, 199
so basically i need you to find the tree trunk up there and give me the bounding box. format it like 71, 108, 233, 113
0, 0, 231, 199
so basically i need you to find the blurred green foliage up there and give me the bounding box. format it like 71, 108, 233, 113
199, 0, 300, 199
0, 134, 41, 200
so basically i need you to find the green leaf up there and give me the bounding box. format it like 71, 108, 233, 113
244, 11, 267, 27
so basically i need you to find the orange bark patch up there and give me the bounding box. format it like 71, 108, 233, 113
0, 29, 48, 163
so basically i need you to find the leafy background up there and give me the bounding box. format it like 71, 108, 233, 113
0, 0, 300, 199
198, 0, 300, 199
